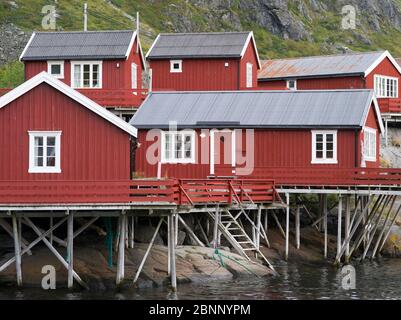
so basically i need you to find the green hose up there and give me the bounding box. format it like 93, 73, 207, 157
212, 248, 260, 277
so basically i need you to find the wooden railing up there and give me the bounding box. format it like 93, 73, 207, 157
0, 179, 278, 205
251, 167, 401, 186
77, 88, 147, 107
377, 98, 401, 113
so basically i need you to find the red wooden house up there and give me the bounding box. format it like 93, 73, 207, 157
20, 30, 146, 121
258, 51, 401, 115
146, 32, 261, 91
130, 90, 384, 185
0, 71, 137, 203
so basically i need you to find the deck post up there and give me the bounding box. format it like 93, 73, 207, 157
385, 118, 388, 147
295, 197, 300, 250
323, 194, 328, 259
337, 195, 343, 259
264, 210, 268, 233
318, 194, 323, 232
129, 216, 135, 249
12, 212, 22, 286
285, 193, 290, 261
168, 211, 177, 292
252, 211, 256, 247
213, 205, 219, 248
67, 210, 74, 289
167, 215, 171, 275
49, 216, 54, 245
256, 206, 262, 250
175, 213, 179, 247
116, 213, 126, 286
345, 195, 351, 263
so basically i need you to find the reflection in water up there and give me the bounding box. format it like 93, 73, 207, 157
1, 259, 401, 300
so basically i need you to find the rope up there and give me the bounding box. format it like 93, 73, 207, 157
212, 248, 260, 277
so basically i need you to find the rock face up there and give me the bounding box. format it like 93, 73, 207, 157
382, 225, 401, 257
0, 23, 30, 66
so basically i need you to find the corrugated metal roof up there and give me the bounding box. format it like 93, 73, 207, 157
146, 32, 251, 59
130, 90, 375, 129
258, 51, 385, 80
20, 30, 135, 61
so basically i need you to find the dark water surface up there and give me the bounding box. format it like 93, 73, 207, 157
1, 259, 401, 300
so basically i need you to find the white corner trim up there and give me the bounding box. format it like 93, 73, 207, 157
366, 95, 385, 134
19, 32, 35, 61
47, 61, 65, 79
364, 50, 401, 77
240, 31, 262, 69
125, 30, 137, 59
0, 72, 137, 137
28, 131, 62, 174
145, 33, 161, 60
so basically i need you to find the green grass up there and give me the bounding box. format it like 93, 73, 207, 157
0, 61, 24, 88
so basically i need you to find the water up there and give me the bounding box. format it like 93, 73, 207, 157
1, 259, 401, 300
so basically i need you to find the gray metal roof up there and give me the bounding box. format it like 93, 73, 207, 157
146, 32, 251, 59
258, 51, 385, 80
130, 90, 377, 130
20, 30, 136, 61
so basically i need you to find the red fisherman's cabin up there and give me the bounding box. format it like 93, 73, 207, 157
258, 51, 401, 116
20, 30, 146, 121
130, 90, 384, 185
146, 32, 261, 91
0, 72, 137, 203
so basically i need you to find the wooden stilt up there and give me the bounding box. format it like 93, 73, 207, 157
12, 213, 22, 286
0, 218, 32, 255
130, 216, 135, 249
323, 194, 328, 259
252, 211, 256, 247
264, 210, 268, 233
116, 214, 126, 286
50, 216, 54, 246
168, 212, 177, 292
133, 218, 163, 284
178, 215, 205, 247
337, 195, 342, 258
295, 202, 300, 250
285, 193, 290, 261
167, 215, 171, 276
378, 202, 401, 254
345, 195, 351, 263
196, 217, 209, 245
67, 211, 74, 289
174, 213, 179, 247
318, 194, 323, 232
213, 205, 219, 248
256, 206, 262, 250
272, 211, 286, 238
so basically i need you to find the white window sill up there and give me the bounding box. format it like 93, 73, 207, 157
311, 160, 338, 164
29, 168, 61, 174
161, 160, 195, 164
364, 157, 377, 162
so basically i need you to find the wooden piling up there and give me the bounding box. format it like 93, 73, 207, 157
256, 206, 262, 250
285, 193, 290, 261
12, 213, 22, 286
116, 214, 126, 286
345, 195, 351, 263
67, 211, 74, 289
295, 202, 300, 250
337, 195, 342, 258
213, 205, 219, 249
323, 194, 328, 259
168, 212, 177, 292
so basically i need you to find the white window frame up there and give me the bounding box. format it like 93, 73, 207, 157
170, 60, 182, 73
71, 61, 103, 89
287, 79, 297, 90
28, 131, 61, 173
363, 127, 377, 162
311, 130, 338, 164
246, 63, 253, 88
374, 74, 398, 98
161, 130, 195, 164
131, 63, 138, 90
47, 61, 64, 79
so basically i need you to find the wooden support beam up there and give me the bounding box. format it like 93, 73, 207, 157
175, 213, 179, 247
133, 218, 163, 284
272, 211, 285, 239
67, 211, 74, 289
213, 205, 219, 249
129, 216, 135, 249
285, 193, 290, 261
337, 195, 343, 258
0, 218, 32, 255
168, 212, 177, 292
345, 195, 351, 263
116, 214, 126, 286
295, 203, 300, 250
22, 220, 67, 248
256, 206, 262, 250
196, 217, 209, 245
12, 213, 22, 286
50, 216, 53, 245
323, 194, 328, 259
378, 202, 401, 254
178, 215, 205, 247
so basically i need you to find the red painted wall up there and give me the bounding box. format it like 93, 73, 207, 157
239, 40, 259, 90
360, 106, 381, 168
23, 38, 143, 107
365, 57, 401, 91
0, 83, 131, 180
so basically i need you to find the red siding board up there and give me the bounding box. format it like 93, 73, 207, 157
0, 83, 131, 181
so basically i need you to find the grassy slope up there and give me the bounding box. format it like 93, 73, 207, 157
2, 0, 401, 87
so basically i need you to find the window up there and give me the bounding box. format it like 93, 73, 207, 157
246, 63, 253, 88
28, 131, 61, 173
47, 61, 64, 79
374, 75, 398, 98
170, 60, 182, 73
363, 127, 377, 161
131, 63, 138, 90
311, 130, 337, 164
71, 61, 102, 88
161, 131, 195, 163
287, 79, 297, 90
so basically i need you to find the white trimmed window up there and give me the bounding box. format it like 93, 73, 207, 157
47, 61, 64, 79
363, 127, 377, 161
71, 61, 102, 88
170, 60, 182, 73
374, 75, 398, 98
287, 79, 297, 90
246, 63, 253, 88
311, 130, 337, 164
28, 131, 61, 173
131, 63, 138, 90
161, 131, 195, 163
